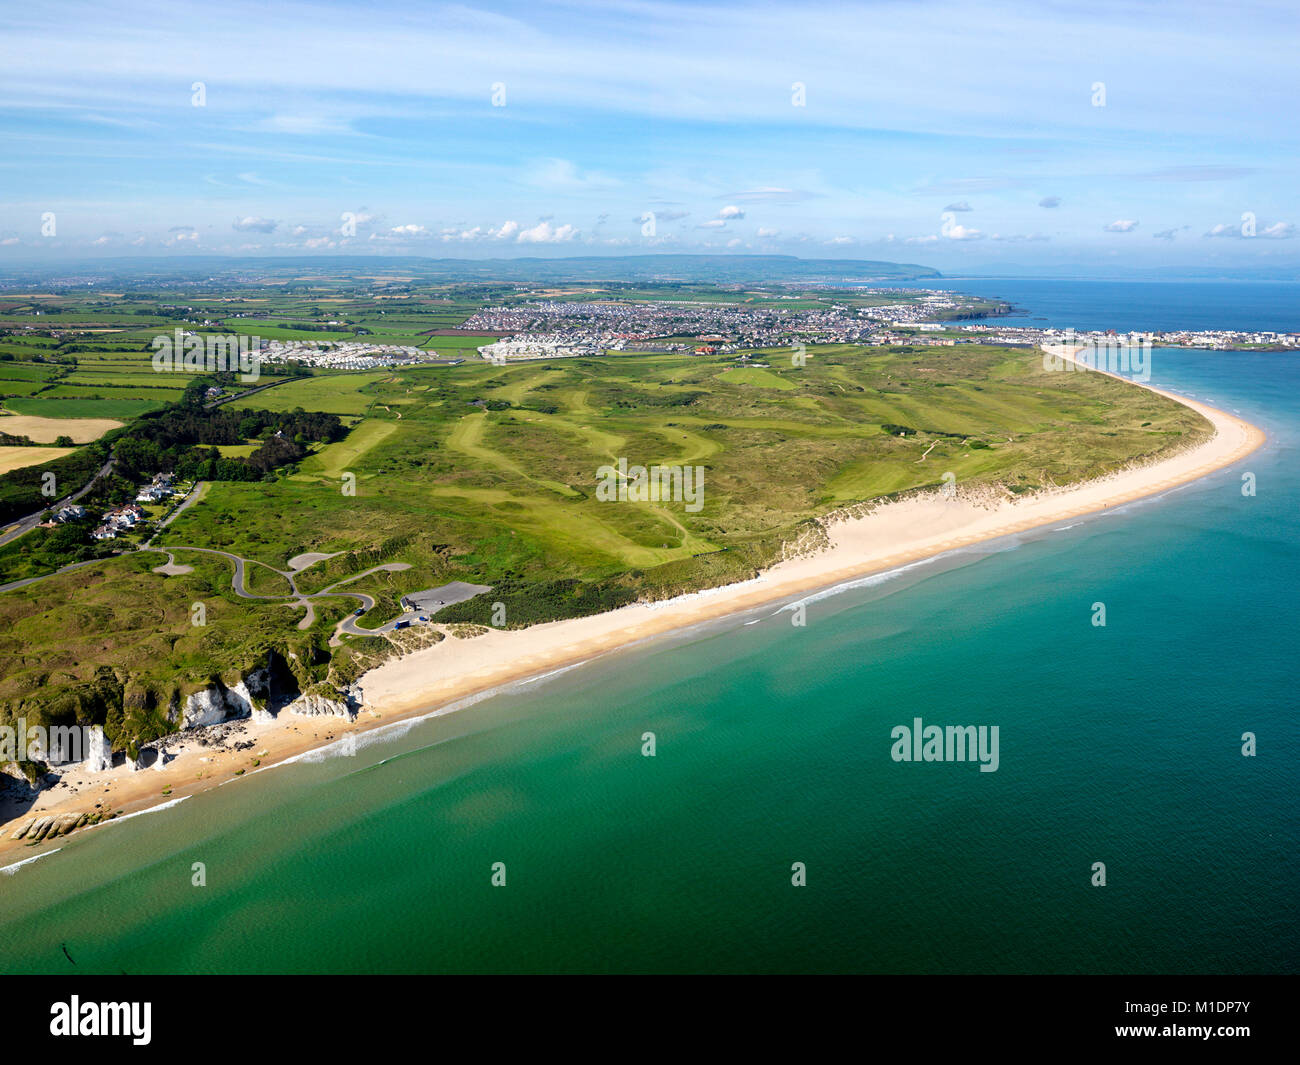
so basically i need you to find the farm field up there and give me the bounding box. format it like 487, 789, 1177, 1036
2, 396, 167, 420
0, 446, 77, 475
0, 412, 124, 442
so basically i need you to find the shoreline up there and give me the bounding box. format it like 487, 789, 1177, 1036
0, 359, 1267, 860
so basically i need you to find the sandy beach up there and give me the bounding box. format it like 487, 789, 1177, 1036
0, 359, 1266, 860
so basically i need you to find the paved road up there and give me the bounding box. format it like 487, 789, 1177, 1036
3, 531, 436, 645
140, 545, 288, 599
140, 548, 416, 638
0, 557, 107, 595
203, 376, 294, 409
0, 453, 116, 549
157, 480, 206, 529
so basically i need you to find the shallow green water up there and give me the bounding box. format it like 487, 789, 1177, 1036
1, 350, 1295, 974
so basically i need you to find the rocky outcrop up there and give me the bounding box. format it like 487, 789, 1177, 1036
1, 760, 43, 795
12, 813, 83, 841
178, 664, 275, 730
284, 692, 355, 719
43, 812, 88, 838
84, 727, 113, 774
11, 810, 102, 841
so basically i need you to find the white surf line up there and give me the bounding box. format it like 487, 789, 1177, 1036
79, 795, 191, 833
2, 848, 61, 875
250, 658, 599, 775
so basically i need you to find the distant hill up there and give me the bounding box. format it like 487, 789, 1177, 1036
4, 254, 941, 286
413, 255, 943, 284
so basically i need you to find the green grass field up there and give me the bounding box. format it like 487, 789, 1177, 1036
295, 419, 400, 480
2, 396, 168, 419
160, 344, 1208, 594
227, 374, 389, 415
716, 366, 798, 390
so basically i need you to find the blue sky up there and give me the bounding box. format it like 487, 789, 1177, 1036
1, 0, 1296, 274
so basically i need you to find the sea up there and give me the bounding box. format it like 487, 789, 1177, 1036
0, 281, 1296, 974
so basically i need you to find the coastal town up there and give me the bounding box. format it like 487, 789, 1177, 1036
467, 293, 1300, 364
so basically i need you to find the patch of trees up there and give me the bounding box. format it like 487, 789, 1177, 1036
1, 517, 112, 574
172, 445, 293, 483
112, 405, 344, 482
0, 444, 108, 526
436, 578, 637, 628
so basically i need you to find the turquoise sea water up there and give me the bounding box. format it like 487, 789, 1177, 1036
0, 346, 1295, 974
890, 278, 1300, 333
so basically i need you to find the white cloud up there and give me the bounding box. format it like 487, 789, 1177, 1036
517, 220, 579, 243
1104, 219, 1139, 232
1206, 219, 1295, 239
390, 223, 427, 235
337, 209, 380, 236
756, 227, 779, 238
233, 216, 277, 233
718, 205, 745, 220
944, 201, 973, 212
695, 219, 725, 229
946, 224, 983, 240
442, 226, 482, 242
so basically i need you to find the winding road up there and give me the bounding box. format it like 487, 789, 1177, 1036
137, 545, 412, 634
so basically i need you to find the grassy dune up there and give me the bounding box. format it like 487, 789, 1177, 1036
163, 344, 1208, 592
0, 342, 1210, 748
